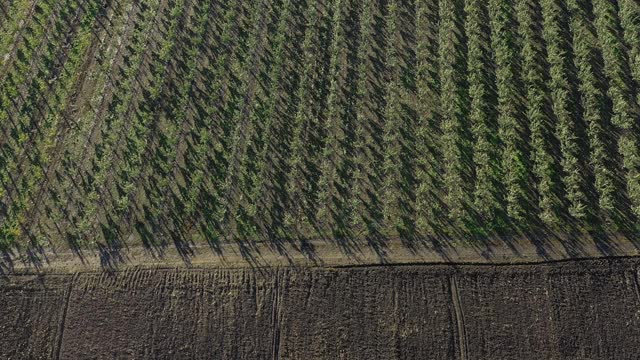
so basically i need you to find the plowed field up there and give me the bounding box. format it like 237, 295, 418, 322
2, 258, 640, 359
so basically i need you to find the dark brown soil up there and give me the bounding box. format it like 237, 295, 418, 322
0, 275, 70, 359
2, 258, 640, 359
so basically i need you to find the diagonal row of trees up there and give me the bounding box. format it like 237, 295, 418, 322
3, 0, 640, 251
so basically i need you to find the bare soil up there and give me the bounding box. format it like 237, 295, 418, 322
2, 232, 640, 274
2, 257, 640, 359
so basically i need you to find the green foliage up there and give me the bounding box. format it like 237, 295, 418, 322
488, 0, 534, 226
465, 0, 503, 232
541, 0, 590, 221
380, 0, 416, 236
315, 0, 356, 237
414, 0, 445, 235
284, 2, 331, 235
592, 0, 640, 218
619, 0, 640, 96
3, 0, 640, 253
348, 0, 385, 237
439, 0, 474, 231
567, 0, 623, 223
516, 0, 564, 227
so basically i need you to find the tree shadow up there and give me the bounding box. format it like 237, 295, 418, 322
0, 249, 15, 276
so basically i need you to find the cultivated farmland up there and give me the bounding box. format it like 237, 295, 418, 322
1, 0, 640, 257
2, 0, 640, 358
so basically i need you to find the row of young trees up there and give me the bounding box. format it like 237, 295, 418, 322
0, 0, 105, 248
592, 0, 640, 221
113, 0, 193, 248
315, 0, 357, 238
284, 0, 332, 236
349, 0, 386, 238
0, 0, 70, 243
566, 0, 623, 225
219, 0, 277, 240
414, 0, 446, 235
48, 0, 140, 247
516, 0, 564, 228
74, 0, 164, 245
465, 0, 502, 232
2, 0, 640, 251
175, 0, 219, 240
178, 0, 247, 245
246, 0, 305, 240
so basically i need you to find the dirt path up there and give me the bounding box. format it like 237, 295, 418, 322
2, 232, 640, 274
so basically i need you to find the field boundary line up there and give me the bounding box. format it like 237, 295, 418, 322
7, 254, 640, 276
450, 275, 468, 360
53, 273, 77, 360
632, 265, 640, 305
271, 269, 282, 360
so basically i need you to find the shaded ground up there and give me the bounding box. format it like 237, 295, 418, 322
1, 258, 640, 359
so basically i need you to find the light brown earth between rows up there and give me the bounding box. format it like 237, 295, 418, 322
3, 232, 639, 274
